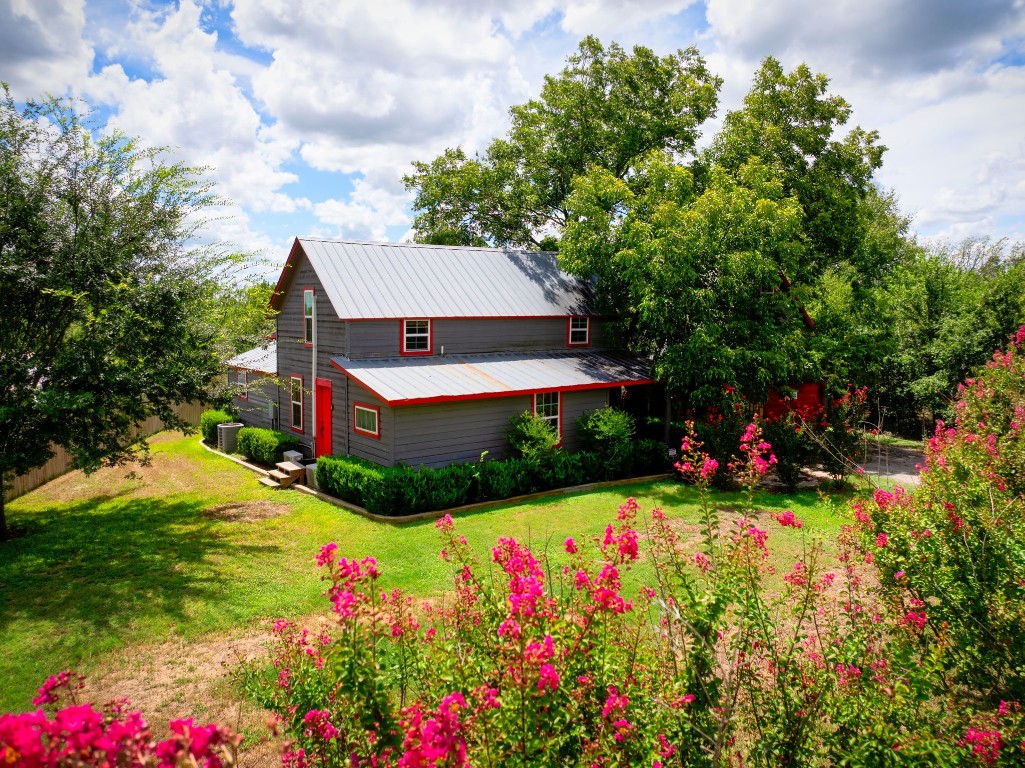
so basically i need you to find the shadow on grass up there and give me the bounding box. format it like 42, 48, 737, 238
0, 495, 279, 635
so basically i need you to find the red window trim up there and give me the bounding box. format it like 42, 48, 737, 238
289, 375, 304, 433
353, 401, 381, 439
567, 316, 591, 347
399, 318, 433, 356
302, 287, 315, 348
532, 390, 563, 447
237, 369, 248, 401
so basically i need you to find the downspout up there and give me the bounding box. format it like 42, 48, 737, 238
311, 292, 317, 458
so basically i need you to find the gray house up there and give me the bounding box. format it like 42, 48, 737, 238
225, 340, 279, 431
229, 238, 655, 468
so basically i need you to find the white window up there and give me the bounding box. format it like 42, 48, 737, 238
403, 319, 431, 354
303, 289, 314, 344
354, 403, 380, 438
569, 317, 589, 345
237, 369, 248, 401
290, 376, 303, 431
534, 392, 561, 439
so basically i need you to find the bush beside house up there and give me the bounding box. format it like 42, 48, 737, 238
200, 409, 235, 444
236, 427, 300, 465
317, 436, 669, 517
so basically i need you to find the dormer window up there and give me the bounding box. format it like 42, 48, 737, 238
303, 289, 314, 345
568, 316, 590, 346
402, 319, 432, 355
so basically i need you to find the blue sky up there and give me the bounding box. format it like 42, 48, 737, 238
3, 0, 1024, 277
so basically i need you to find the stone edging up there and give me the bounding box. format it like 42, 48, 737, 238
200, 439, 671, 523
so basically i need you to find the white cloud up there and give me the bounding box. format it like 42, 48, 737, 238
0, 0, 92, 98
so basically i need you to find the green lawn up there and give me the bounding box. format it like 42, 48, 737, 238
1, 433, 854, 713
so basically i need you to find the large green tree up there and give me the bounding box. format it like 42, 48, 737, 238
404, 36, 722, 248
0, 90, 236, 537
406, 45, 901, 407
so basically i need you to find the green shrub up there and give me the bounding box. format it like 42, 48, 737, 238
632, 438, 669, 475
200, 408, 235, 444
506, 410, 560, 459
317, 455, 388, 508
761, 412, 813, 492
578, 408, 631, 455
236, 427, 300, 465
479, 456, 528, 501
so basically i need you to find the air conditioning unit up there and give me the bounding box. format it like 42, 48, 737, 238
217, 422, 245, 453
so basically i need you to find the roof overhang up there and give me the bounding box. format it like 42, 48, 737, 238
330, 351, 654, 406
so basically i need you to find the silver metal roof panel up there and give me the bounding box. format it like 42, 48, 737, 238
225, 341, 277, 375
330, 350, 652, 405
297, 238, 595, 320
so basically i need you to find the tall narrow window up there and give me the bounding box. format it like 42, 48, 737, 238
534, 391, 561, 440
568, 317, 590, 346
237, 369, 248, 401
303, 289, 314, 345
290, 376, 303, 432
354, 402, 381, 439
402, 319, 432, 354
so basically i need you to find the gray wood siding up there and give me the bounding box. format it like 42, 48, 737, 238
560, 389, 612, 452
393, 395, 531, 469
276, 252, 348, 455
390, 387, 610, 469
348, 318, 608, 359
233, 372, 280, 432
347, 382, 393, 466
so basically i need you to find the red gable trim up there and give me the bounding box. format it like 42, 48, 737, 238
327, 359, 652, 407
269, 238, 304, 312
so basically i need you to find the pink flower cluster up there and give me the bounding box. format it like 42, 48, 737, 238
960, 728, 1003, 765
773, 510, 803, 529
398, 693, 468, 768
0, 695, 239, 768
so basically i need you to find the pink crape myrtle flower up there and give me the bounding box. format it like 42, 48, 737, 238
773, 510, 803, 529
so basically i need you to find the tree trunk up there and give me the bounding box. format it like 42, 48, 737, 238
0, 480, 7, 541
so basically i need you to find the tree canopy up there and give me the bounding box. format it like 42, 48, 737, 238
407, 41, 896, 407
0, 89, 242, 537
404, 37, 722, 248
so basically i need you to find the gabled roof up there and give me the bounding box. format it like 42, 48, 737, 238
270, 238, 595, 320
330, 350, 653, 406
225, 341, 277, 375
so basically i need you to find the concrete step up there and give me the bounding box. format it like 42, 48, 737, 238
259, 477, 281, 489
276, 461, 305, 475
268, 469, 295, 487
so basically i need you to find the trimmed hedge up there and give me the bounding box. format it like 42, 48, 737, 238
236, 427, 300, 465
200, 409, 235, 444
317, 439, 670, 517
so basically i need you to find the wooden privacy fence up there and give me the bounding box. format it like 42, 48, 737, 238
6, 401, 207, 502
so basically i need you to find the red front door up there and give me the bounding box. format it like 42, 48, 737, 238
315, 378, 332, 458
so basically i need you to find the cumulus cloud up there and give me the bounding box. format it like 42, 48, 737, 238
0, 0, 92, 97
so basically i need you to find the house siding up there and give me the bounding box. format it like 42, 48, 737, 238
347, 382, 393, 466
276, 254, 348, 456
349, 318, 607, 359
391, 387, 612, 469
560, 389, 612, 452
232, 372, 279, 432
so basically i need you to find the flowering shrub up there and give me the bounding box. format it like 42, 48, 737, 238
243, 418, 1025, 766
859, 326, 1025, 702
0, 671, 241, 767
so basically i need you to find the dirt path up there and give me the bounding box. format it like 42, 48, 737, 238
860, 444, 924, 486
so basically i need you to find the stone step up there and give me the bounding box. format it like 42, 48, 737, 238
268, 469, 295, 487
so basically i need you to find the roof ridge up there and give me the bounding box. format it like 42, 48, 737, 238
296, 236, 556, 255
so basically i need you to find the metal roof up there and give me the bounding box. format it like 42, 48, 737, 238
282, 238, 595, 320
225, 341, 277, 374
330, 350, 653, 405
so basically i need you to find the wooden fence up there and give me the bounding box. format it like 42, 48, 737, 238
6, 401, 208, 502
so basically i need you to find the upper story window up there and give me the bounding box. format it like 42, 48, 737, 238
303, 289, 314, 345
290, 376, 304, 432
568, 317, 590, 346
402, 319, 432, 355
534, 391, 561, 441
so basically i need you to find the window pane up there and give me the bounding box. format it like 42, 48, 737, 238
356, 407, 378, 435
304, 290, 314, 317
404, 319, 430, 352
292, 402, 302, 427
570, 317, 588, 344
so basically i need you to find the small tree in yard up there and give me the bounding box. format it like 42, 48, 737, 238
0, 88, 237, 539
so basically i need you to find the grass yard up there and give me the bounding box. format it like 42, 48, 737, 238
1, 431, 860, 750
